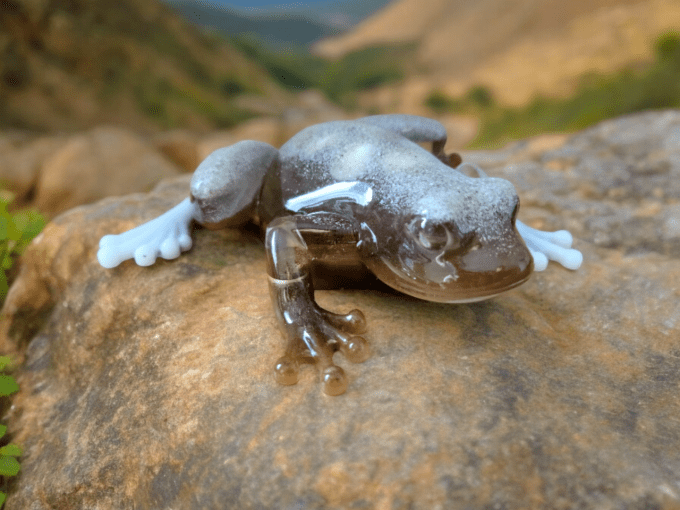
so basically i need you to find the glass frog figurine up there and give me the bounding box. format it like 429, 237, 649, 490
98, 114, 582, 395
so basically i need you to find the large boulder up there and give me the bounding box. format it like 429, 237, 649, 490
35, 127, 182, 216
0, 127, 183, 217
2, 112, 680, 509
0, 132, 65, 204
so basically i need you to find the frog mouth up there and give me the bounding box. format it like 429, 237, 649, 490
366, 233, 534, 303
376, 259, 533, 303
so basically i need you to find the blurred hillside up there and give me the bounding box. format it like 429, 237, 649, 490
0, 0, 293, 133
2, 0, 680, 143
161, 0, 393, 46
314, 0, 680, 111
163, 1, 341, 47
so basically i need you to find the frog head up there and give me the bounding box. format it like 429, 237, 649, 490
359, 177, 534, 303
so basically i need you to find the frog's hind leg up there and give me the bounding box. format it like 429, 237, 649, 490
357, 114, 461, 167
98, 140, 279, 268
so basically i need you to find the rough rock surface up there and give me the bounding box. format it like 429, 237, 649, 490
2, 111, 680, 509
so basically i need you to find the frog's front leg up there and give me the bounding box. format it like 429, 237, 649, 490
266, 213, 369, 396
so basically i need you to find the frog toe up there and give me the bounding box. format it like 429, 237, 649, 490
321, 308, 367, 335
134, 244, 158, 266
99, 234, 116, 249
274, 315, 369, 395
274, 356, 300, 386
322, 365, 348, 396
178, 232, 193, 251
337, 335, 370, 363
516, 220, 583, 271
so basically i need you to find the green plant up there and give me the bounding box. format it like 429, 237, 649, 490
424, 90, 457, 113
0, 356, 21, 507
424, 85, 494, 115
465, 85, 494, 108
0, 191, 45, 303
320, 44, 412, 104
230, 34, 326, 91
655, 30, 680, 67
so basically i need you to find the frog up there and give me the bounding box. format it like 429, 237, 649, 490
98, 114, 582, 395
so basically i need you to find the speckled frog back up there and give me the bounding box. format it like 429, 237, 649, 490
278, 119, 519, 243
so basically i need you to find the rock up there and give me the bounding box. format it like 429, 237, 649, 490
35, 126, 181, 216
198, 117, 284, 161
152, 130, 200, 173
0, 132, 65, 204
200, 91, 350, 161
279, 90, 350, 142
464, 109, 680, 258
2, 111, 680, 509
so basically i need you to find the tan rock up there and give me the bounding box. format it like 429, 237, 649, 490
152, 130, 200, 173
35, 126, 181, 216
2, 112, 680, 509
279, 90, 350, 139
0, 133, 65, 203
198, 117, 284, 160
200, 93, 348, 159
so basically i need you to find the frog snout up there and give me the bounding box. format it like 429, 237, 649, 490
436, 196, 533, 300
455, 231, 532, 274
451, 219, 533, 294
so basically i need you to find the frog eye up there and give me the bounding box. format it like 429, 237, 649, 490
407, 216, 450, 251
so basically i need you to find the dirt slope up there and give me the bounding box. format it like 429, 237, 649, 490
314, 0, 680, 107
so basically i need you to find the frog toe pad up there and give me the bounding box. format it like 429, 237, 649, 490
274, 307, 370, 396
269, 278, 370, 395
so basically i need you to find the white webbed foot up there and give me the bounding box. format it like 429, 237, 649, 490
516, 220, 583, 271
98, 197, 199, 268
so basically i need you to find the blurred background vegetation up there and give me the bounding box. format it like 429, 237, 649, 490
2, 0, 679, 141
0, 193, 44, 304
230, 34, 414, 106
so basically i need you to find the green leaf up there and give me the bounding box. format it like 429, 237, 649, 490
0, 214, 21, 242
14, 209, 46, 241
0, 375, 18, 397
0, 455, 20, 476
0, 444, 22, 457
0, 356, 12, 371
0, 425, 6, 439
0, 271, 7, 303
0, 491, 6, 506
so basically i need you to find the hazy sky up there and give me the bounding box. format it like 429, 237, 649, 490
206, 1, 339, 8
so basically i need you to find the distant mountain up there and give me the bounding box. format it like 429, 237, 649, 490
0, 0, 289, 133
161, 0, 393, 47
163, 1, 340, 46
285, 0, 395, 29
314, 0, 680, 107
